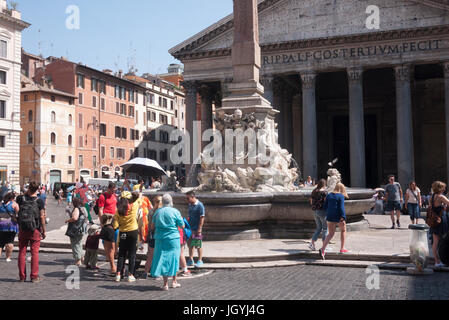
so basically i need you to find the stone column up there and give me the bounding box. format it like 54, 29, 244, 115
347, 67, 366, 187
443, 62, 449, 185
394, 64, 415, 187
200, 85, 213, 151
183, 80, 200, 187
300, 71, 318, 180
282, 86, 294, 152
292, 93, 303, 177
260, 76, 274, 105
272, 78, 283, 144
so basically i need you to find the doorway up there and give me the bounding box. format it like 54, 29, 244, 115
332, 114, 379, 188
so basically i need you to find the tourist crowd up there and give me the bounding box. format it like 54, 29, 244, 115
0, 180, 205, 290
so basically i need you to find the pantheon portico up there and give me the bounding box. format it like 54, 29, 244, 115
171, 0, 449, 189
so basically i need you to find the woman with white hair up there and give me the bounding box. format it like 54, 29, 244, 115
150, 193, 185, 291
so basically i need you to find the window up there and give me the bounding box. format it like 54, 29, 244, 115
159, 97, 162, 106
77, 74, 85, 89
152, 112, 156, 121
0, 136, 5, 148
27, 132, 33, 144
130, 129, 135, 140
93, 156, 97, 168
92, 116, 97, 131
68, 156, 72, 165
0, 40, 6, 58
121, 127, 127, 139
100, 98, 105, 110
163, 98, 167, 108
170, 101, 174, 110
101, 146, 105, 159
148, 149, 157, 160
92, 137, 97, 149
78, 114, 83, 129
120, 104, 126, 115
121, 87, 125, 100
0, 71, 6, 85
91, 78, 98, 92
78, 136, 83, 148
68, 135, 72, 146
51, 111, 56, 123
116, 148, 125, 159
175, 110, 178, 118
0, 100, 5, 118
128, 105, 134, 117
110, 147, 114, 159
68, 114, 72, 125
100, 123, 106, 136
78, 155, 83, 167
116, 102, 120, 114
51, 96, 55, 102
51, 132, 56, 145
115, 126, 121, 139
24, 95, 29, 102
78, 92, 83, 105
135, 130, 139, 141
28, 110, 33, 122
160, 150, 168, 162
136, 110, 139, 124
92, 96, 97, 108
51, 155, 55, 164
100, 81, 106, 94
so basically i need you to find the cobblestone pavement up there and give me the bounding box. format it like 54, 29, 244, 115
0, 253, 448, 300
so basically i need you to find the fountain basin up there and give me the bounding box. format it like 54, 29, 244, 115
144, 188, 375, 240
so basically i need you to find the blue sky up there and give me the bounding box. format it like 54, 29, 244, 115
18, 0, 233, 74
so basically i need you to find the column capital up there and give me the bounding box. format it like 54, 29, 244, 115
394, 64, 412, 82
300, 71, 317, 89
199, 84, 213, 99
347, 67, 364, 83
260, 75, 274, 88
182, 80, 200, 95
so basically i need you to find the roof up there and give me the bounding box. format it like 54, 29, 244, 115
21, 75, 77, 98
169, 0, 449, 59
0, 11, 30, 30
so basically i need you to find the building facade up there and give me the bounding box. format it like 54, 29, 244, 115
0, 1, 29, 185
171, 0, 449, 190
34, 58, 139, 181
20, 76, 77, 185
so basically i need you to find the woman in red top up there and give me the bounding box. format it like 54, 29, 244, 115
98, 182, 118, 274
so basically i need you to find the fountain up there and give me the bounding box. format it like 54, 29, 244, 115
145, 0, 375, 240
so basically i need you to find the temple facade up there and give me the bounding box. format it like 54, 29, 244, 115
171, 0, 449, 189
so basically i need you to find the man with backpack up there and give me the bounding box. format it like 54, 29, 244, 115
16, 182, 46, 283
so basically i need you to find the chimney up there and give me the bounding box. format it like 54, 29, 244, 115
118, 70, 123, 78
11, 9, 21, 19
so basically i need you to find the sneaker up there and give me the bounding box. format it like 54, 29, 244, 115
31, 277, 41, 283
391, 224, 395, 229
171, 282, 181, 288
339, 249, 350, 254
6, 258, 12, 263
162, 285, 169, 291
26, 256, 32, 262
319, 248, 325, 260
180, 270, 192, 277
186, 259, 194, 267
115, 275, 121, 282
128, 275, 136, 282
308, 243, 316, 251
397, 221, 401, 228
194, 260, 204, 268
435, 263, 447, 268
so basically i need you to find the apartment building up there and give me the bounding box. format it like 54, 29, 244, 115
20, 75, 77, 185
0, 1, 29, 185
34, 58, 139, 181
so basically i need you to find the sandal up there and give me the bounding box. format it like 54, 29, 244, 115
171, 282, 181, 288
162, 285, 169, 291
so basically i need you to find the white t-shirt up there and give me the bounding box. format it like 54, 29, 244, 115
406, 188, 421, 204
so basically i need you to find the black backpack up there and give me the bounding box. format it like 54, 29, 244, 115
17, 196, 40, 232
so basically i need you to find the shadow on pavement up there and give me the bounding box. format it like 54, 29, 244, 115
99, 284, 162, 292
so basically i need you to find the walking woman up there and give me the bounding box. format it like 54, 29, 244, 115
405, 181, 422, 225
98, 182, 118, 274
113, 191, 142, 282
309, 179, 328, 251
428, 181, 449, 267
144, 195, 162, 278
150, 194, 185, 291
319, 183, 349, 260
0, 192, 19, 262
65, 197, 86, 266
